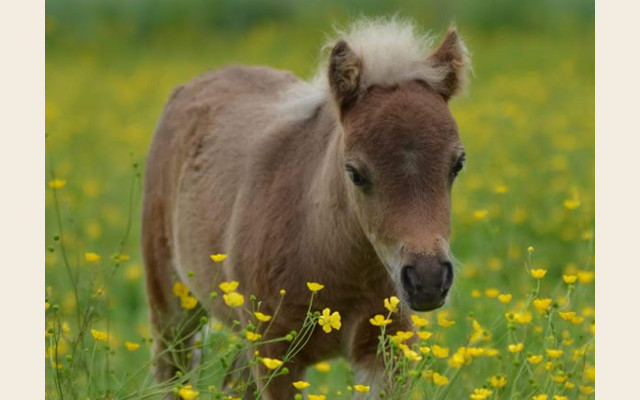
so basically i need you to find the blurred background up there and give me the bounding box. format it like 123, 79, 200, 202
45, 0, 594, 396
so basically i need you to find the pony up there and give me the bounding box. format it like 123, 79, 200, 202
142, 18, 470, 399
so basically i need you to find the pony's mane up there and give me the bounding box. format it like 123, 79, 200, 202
278, 18, 456, 121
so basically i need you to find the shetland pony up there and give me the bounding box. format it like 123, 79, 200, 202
142, 18, 470, 399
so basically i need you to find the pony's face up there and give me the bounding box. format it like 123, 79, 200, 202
342, 82, 465, 311
327, 27, 470, 311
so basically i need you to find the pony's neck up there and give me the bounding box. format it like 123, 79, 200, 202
304, 107, 376, 274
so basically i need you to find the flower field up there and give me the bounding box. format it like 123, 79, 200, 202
45, 2, 594, 399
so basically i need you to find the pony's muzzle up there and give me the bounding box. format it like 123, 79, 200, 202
400, 256, 453, 311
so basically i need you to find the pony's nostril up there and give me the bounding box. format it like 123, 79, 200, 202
401, 265, 419, 292
441, 261, 454, 290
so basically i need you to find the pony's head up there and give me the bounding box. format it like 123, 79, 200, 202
328, 19, 470, 311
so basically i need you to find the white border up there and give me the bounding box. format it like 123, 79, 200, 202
1, 0, 633, 397
596, 0, 640, 397
0, 1, 44, 398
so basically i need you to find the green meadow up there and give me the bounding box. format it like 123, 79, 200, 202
45, 1, 594, 398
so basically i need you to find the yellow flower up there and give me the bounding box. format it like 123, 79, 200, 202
261, 357, 283, 370
490, 375, 507, 388
432, 345, 450, 358
417, 331, 432, 340
254, 312, 272, 322
494, 185, 509, 194
506, 312, 532, 324
114, 253, 130, 261
314, 362, 331, 372
564, 381, 575, 389
449, 347, 471, 368
584, 366, 595, 382
471, 289, 482, 298
545, 349, 563, 359
389, 331, 412, 345
527, 246, 535, 253
49, 179, 67, 189
467, 347, 486, 357
484, 348, 499, 357
473, 210, 488, 220
124, 341, 140, 351
579, 385, 595, 395
533, 298, 552, 313
353, 384, 370, 393
369, 314, 392, 326
437, 312, 456, 327
292, 381, 311, 390
419, 346, 431, 355
570, 315, 584, 324
178, 385, 199, 400
470, 388, 493, 400
246, 331, 262, 341
485, 288, 499, 298
577, 270, 594, 283
552, 396, 568, 400
402, 347, 422, 362
91, 329, 108, 342
85, 252, 101, 262
558, 311, 576, 321
532, 395, 548, 400
488, 257, 502, 271
306, 282, 324, 292
45, 301, 50, 311
308, 395, 326, 400
384, 296, 400, 313
470, 320, 491, 343
279, 289, 286, 296
173, 282, 190, 298
508, 343, 524, 353
210, 253, 227, 263
411, 314, 429, 327
563, 198, 581, 210
552, 373, 568, 383
562, 275, 577, 284
432, 372, 449, 385
498, 294, 512, 304
530, 269, 547, 279
318, 308, 341, 333
219, 281, 239, 294
181, 296, 198, 310
528, 355, 543, 364
223, 292, 244, 308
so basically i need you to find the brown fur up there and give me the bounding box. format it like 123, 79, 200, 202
142, 26, 469, 399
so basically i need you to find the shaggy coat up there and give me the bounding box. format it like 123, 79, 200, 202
142, 19, 470, 399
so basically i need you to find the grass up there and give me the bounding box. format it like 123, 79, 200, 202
45, 9, 594, 400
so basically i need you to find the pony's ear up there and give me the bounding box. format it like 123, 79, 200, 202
426, 28, 470, 101
328, 40, 362, 109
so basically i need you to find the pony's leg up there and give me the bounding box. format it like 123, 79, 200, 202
142, 201, 205, 385
346, 314, 412, 397
222, 349, 257, 399
253, 362, 304, 400
251, 337, 306, 400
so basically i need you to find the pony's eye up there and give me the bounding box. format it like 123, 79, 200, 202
346, 165, 368, 187
452, 157, 465, 178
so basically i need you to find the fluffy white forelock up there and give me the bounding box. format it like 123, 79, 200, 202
329, 18, 446, 88
277, 18, 450, 121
